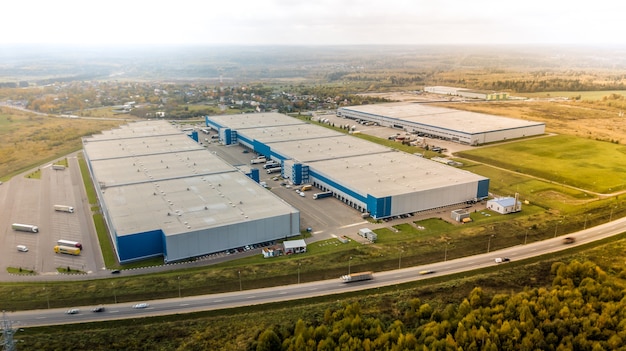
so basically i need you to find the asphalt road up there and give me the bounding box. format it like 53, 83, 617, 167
7, 214, 626, 328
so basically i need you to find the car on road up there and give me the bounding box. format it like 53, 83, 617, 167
419, 270, 435, 275
16, 245, 28, 252
92, 306, 106, 312
299, 192, 305, 197
65, 308, 80, 314
495, 257, 510, 263
132, 303, 149, 309
563, 237, 576, 244
111, 269, 121, 274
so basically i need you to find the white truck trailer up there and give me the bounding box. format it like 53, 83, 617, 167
341, 271, 373, 283
12, 223, 39, 233
54, 205, 74, 213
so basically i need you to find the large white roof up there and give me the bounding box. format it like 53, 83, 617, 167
83, 120, 298, 237
340, 102, 543, 134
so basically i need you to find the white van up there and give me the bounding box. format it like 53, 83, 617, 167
17, 245, 28, 252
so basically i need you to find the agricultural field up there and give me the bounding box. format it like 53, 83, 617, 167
456, 134, 626, 194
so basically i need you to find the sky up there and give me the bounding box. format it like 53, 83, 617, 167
3, 0, 626, 46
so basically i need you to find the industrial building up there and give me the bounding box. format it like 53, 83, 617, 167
205, 112, 490, 219
336, 102, 545, 145
82, 121, 300, 264
425, 86, 509, 100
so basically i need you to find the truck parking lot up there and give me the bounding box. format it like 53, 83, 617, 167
0, 153, 102, 276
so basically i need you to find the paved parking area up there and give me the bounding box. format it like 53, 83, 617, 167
0, 153, 103, 278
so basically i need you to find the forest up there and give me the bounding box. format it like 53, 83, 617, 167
248, 260, 624, 351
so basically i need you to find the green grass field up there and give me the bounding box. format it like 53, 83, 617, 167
456, 134, 626, 194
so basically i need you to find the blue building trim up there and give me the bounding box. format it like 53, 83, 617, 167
310, 170, 367, 204
189, 130, 199, 142
254, 140, 271, 157
477, 179, 490, 199
117, 230, 164, 263
367, 195, 392, 218
247, 168, 260, 182
205, 116, 224, 131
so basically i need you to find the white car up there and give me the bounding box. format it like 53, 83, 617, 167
16, 245, 28, 252
132, 303, 149, 309
299, 192, 305, 197
65, 308, 80, 314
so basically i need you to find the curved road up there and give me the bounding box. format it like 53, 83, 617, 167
7, 215, 626, 328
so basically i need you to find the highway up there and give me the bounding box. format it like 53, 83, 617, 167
7, 215, 626, 328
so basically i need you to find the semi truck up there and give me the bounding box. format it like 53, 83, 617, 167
250, 156, 267, 164
312, 191, 333, 199
341, 271, 373, 283
54, 205, 74, 213
54, 245, 81, 256
12, 223, 39, 233
57, 239, 83, 249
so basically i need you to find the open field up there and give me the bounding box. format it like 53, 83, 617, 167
0, 107, 129, 179
456, 134, 626, 194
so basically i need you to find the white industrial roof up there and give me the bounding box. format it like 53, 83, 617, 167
208, 112, 305, 130
310, 152, 485, 198
340, 102, 543, 134
84, 120, 298, 237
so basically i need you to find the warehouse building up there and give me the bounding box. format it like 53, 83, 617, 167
336, 102, 544, 145
82, 121, 300, 264
425, 86, 509, 100
205, 113, 490, 219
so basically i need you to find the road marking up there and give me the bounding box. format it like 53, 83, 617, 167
308, 288, 318, 291
179, 303, 189, 306
246, 296, 256, 299
36, 317, 47, 319
213, 300, 223, 303
278, 291, 287, 295
339, 221, 368, 229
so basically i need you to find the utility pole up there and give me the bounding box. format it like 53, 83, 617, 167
1, 310, 17, 351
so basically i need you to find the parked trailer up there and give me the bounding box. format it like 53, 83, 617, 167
341, 271, 373, 283
12, 223, 39, 233
313, 191, 333, 199
54, 245, 81, 256
54, 205, 74, 213
300, 185, 312, 191
266, 167, 281, 174
251, 157, 267, 164
57, 239, 83, 249
52, 164, 66, 170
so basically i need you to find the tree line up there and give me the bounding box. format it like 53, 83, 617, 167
250, 260, 626, 350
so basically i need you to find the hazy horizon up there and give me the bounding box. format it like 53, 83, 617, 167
3, 0, 626, 46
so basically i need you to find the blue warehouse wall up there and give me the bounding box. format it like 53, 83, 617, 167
205, 116, 223, 130
367, 195, 392, 219
117, 230, 164, 263
253, 140, 271, 157
477, 179, 490, 199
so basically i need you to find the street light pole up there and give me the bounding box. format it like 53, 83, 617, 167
444, 242, 448, 261
44, 287, 50, 309
584, 215, 589, 230
178, 276, 181, 298
348, 257, 352, 275
554, 221, 560, 238
398, 250, 402, 269
524, 229, 528, 245
238, 271, 242, 291
487, 235, 494, 253
298, 263, 301, 284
